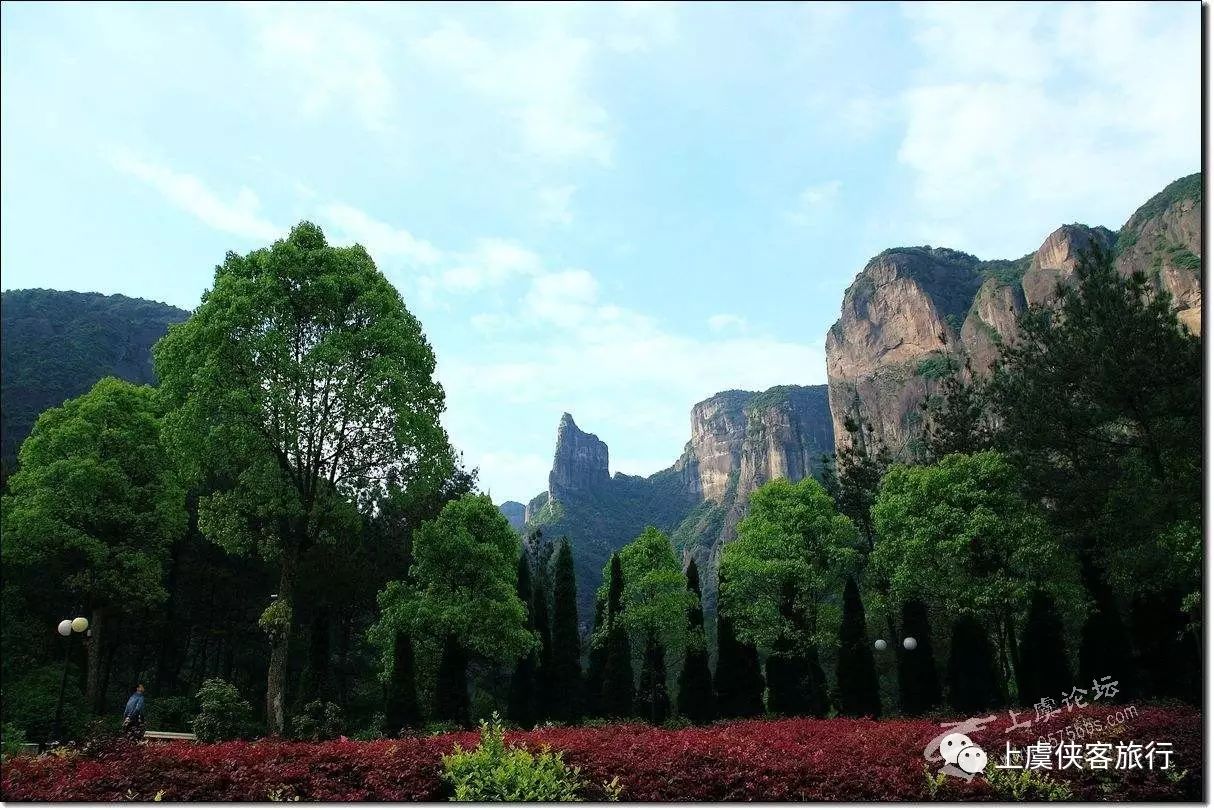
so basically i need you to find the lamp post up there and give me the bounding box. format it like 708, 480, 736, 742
50, 615, 89, 747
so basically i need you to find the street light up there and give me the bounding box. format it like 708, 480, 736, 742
51, 616, 89, 748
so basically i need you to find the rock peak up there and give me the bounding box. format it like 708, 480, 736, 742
549, 412, 610, 499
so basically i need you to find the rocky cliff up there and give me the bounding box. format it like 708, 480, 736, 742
498, 501, 526, 533
826, 174, 1202, 455
1, 289, 190, 472
505, 384, 834, 625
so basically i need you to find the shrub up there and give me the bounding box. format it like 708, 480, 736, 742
150, 695, 196, 731
441, 714, 584, 801
291, 701, 344, 742
2, 723, 26, 759
192, 679, 254, 742
2, 664, 87, 743
985, 765, 1074, 801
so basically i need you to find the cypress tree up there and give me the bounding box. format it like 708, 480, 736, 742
1077, 580, 1135, 702
549, 538, 582, 723
714, 573, 764, 718
766, 581, 825, 716
836, 576, 881, 718
635, 629, 670, 724
677, 559, 715, 723
532, 547, 554, 715
507, 552, 538, 727
384, 630, 420, 735
1017, 591, 1072, 706
946, 615, 1001, 713
435, 632, 470, 727
583, 596, 607, 718
897, 599, 941, 715
600, 554, 634, 718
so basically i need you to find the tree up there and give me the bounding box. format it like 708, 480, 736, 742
919, 355, 993, 462
676, 559, 714, 723
635, 629, 670, 724
384, 630, 420, 735
836, 576, 880, 718
987, 245, 1200, 690
720, 478, 857, 658
872, 452, 1085, 693
1, 377, 186, 711
714, 573, 764, 720
435, 632, 470, 727
371, 495, 533, 701
598, 554, 634, 718
154, 223, 453, 734
821, 415, 892, 556
896, 599, 940, 715
603, 527, 693, 661
1016, 592, 1072, 707
507, 552, 538, 728
946, 615, 1002, 713
530, 536, 554, 715
583, 596, 607, 718
765, 581, 818, 717
548, 538, 582, 723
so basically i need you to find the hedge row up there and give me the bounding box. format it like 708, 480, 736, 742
1, 705, 1200, 801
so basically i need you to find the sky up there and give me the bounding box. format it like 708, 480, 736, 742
0, 2, 1200, 503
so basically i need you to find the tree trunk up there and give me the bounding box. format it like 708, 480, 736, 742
85, 607, 105, 713
265, 544, 299, 736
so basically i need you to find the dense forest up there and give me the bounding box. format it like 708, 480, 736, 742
0, 223, 1200, 752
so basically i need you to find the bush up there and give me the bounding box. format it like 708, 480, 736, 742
192, 679, 254, 742
2, 723, 27, 759
290, 701, 344, 742
2, 664, 87, 743
150, 695, 196, 732
441, 714, 584, 801
985, 765, 1074, 801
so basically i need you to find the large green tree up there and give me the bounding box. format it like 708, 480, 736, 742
676, 559, 714, 723
2, 377, 186, 711
872, 451, 1085, 691
602, 527, 693, 659
598, 554, 634, 718
720, 477, 857, 654
154, 222, 453, 733
372, 494, 533, 719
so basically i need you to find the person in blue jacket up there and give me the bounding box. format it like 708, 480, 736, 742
122, 683, 146, 738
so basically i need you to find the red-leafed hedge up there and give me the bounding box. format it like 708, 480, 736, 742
1, 705, 1200, 801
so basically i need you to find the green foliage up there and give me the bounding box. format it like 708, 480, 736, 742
440, 714, 585, 801
976, 254, 1033, 286
548, 539, 582, 723
896, 599, 941, 715
599, 555, 635, 719
373, 494, 532, 671
192, 678, 255, 742
290, 700, 344, 741
599, 527, 692, 659
2, 377, 186, 614
1125, 173, 1200, 226
2, 664, 86, 743
435, 633, 471, 728
1, 722, 26, 759
872, 452, 1083, 627
915, 353, 957, 381
984, 764, 1074, 800
836, 577, 880, 718
0, 289, 187, 471
721, 477, 857, 652
1017, 592, 1072, 705
713, 600, 764, 719
945, 615, 1002, 713
634, 630, 669, 725
765, 581, 829, 717
149, 696, 196, 732
676, 560, 714, 724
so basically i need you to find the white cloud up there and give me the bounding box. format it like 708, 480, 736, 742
412, 22, 612, 164
523, 269, 600, 326
537, 184, 576, 226
787, 180, 842, 225
466, 450, 553, 503
895, 1, 1199, 251
440, 239, 543, 294
707, 313, 748, 332
322, 203, 443, 265
113, 154, 280, 241
248, 7, 395, 133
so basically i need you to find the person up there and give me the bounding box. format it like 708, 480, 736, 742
123, 683, 146, 740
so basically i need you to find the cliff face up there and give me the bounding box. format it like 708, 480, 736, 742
825, 174, 1201, 456
506, 384, 834, 625
498, 501, 526, 533
1, 289, 190, 470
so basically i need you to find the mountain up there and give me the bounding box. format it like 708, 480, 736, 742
510, 385, 834, 625
498, 501, 526, 533
1, 289, 190, 471
825, 173, 1202, 455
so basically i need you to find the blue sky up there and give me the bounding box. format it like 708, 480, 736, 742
1, 2, 1199, 503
